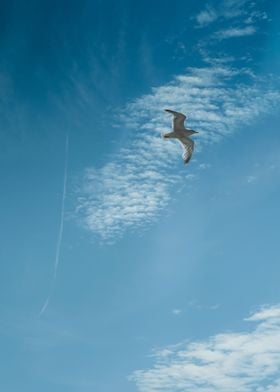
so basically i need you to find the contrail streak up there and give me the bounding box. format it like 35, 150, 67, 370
38, 135, 69, 317
54, 135, 69, 280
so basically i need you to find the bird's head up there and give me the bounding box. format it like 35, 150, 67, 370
189, 129, 199, 135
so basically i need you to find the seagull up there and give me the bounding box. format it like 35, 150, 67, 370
163, 109, 198, 164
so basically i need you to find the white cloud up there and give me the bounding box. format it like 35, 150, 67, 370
246, 305, 280, 322
221, 0, 250, 20
247, 175, 257, 183
195, 0, 266, 28
195, 0, 247, 27
130, 304, 280, 392
196, 6, 218, 27
215, 26, 256, 40
172, 309, 182, 315
199, 163, 211, 170
76, 65, 280, 241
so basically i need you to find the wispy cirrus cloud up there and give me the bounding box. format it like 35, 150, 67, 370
76, 65, 280, 241
195, 0, 267, 27
195, 1, 269, 65
130, 304, 280, 392
215, 25, 257, 40
196, 6, 218, 27
196, 0, 246, 27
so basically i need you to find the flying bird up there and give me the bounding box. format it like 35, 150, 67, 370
163, 109, 198, 164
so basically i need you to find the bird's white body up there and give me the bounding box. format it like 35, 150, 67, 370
163, 109, 198, 164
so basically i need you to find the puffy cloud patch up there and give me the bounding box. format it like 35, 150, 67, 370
130, 304, 280, 392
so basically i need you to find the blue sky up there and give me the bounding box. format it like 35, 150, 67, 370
1, 0, 280, 391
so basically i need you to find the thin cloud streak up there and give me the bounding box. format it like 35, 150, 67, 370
130, 304, 280, 392
195, 0, 265, 27
76, 65, 280, 241
39, 135, 69, 316
215, 26, 256, 40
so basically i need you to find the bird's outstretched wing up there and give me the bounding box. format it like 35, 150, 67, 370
178, 137, 194, 164
165, 109, 186, 131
